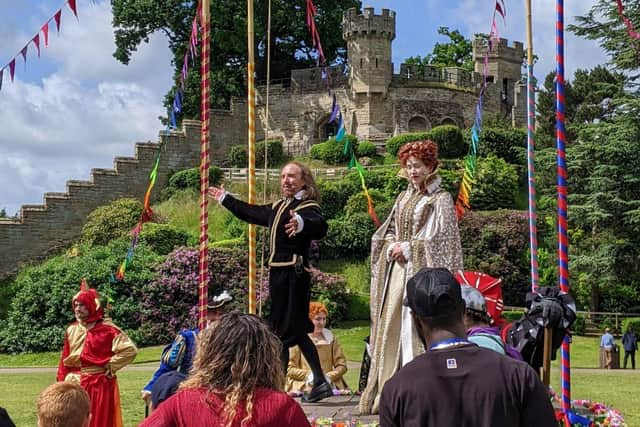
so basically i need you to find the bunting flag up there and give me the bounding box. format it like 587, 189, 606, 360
616, 0, 640, 39
455, 0, 507, 219
0, 0, 82, 93
305, 0, 380, 227
116, 10, 201, 280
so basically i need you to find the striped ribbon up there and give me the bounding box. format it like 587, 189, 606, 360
526, 62, 539, 293
198, 0, 210, 330
247, 59, 257, 315
305, 0, 380, 227
616, 0, 640, 39
454, 0, 506, 219
555, 0, 571, 422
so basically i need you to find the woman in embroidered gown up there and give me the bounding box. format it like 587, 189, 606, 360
359, 140, 464, 414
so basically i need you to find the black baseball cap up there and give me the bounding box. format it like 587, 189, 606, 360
404, 268, 464, 317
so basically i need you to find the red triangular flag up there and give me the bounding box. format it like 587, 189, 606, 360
33, 34, 41, 57
9, 59, 16, 82
20, 46, 28, 64
495, 2, 505, 19
68, 0, 78, 19
54, 10, 62, 33
42, 22, 49, 46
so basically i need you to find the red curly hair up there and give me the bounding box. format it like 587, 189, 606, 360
397, 140, 439, 171
309, 301, 328, 320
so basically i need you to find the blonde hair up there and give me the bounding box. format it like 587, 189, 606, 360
37, 382, 90, 427
180, 312, 284, 427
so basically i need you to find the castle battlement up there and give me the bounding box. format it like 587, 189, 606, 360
343, 7, 396, 41
472, 37, 524, 64
397, 63, 477, 90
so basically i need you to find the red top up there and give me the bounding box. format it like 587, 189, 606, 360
138, 387, 310, 427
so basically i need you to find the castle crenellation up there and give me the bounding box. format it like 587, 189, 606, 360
0, 7, 527, 279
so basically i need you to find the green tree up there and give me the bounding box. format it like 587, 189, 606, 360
111, 0, 360, 119
536, 95, 640, 312
0, 208, 6, 218
570, 1, 640, 79
535, 66, 626, 147
404, 27, 473, 72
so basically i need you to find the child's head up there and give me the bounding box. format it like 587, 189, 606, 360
37, 382, 90, 427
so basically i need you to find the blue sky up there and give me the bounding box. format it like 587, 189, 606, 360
0, 0, 608, 216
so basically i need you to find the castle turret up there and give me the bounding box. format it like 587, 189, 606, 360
343, 7, 396, 95
473, 37, 524, 119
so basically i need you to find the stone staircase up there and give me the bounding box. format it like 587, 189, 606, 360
0, 120, 203, 280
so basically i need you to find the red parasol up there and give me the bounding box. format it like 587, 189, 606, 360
455, 271, 504, 325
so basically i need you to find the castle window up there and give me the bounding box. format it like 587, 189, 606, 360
376, 58, 379, 68
360, 58, 364, 68
408, 116, 428, 133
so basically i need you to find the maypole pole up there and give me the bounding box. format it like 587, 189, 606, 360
198, 0, 211, 331
555, 0, 572, 422
247, 0, 257, 314
525, 0, 539, 295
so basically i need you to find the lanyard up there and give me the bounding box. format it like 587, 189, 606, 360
429, 337, 471, 351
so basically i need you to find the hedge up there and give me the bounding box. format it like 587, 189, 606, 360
81, 198, 143, 246
428, 125, 467, 158
310, 135, 358, 165
161, 166, 223, 200
356, 140, 378, 157
469, 155, 519, 210
385, 132, 430, 156
621, 317, 640, 334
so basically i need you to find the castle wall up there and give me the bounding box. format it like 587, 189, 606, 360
0, 121, 202, 280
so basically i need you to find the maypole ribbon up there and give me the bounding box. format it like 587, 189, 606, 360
116, 8, 201, 280
555, 0, 572, 424
616, 0, 640, 39
454, 0, 506, 219
305, 0, 380, 227
0, 0, 78, 93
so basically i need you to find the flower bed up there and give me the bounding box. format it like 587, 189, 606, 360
549, 387, 627, 426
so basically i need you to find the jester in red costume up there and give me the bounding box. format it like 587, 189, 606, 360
57, 283, 137, 427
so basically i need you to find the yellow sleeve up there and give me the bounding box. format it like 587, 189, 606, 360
287, 345, 309, 381
326, 337, 347, 382
107, 331, 138, 375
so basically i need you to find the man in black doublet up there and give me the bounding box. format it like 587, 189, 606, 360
208, 162, 332, 403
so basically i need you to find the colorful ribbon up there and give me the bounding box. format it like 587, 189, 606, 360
116, 8, 200, 280
454, 0, 506, 219
305, 0, 380, 227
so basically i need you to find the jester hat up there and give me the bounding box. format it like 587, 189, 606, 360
72, 279, 104, 323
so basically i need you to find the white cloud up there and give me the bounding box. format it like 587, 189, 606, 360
0, 1, 173, 216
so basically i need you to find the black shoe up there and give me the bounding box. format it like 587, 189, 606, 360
301, 382, 332, 403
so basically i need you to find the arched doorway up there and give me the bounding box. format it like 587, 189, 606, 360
317, 114, 339, 142
408, 116, 428, 133
440, 117, 458, 127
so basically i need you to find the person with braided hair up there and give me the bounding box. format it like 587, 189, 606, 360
360, 140, 464, 415
139, 312, 310, 427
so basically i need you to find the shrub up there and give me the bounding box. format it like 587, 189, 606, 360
309, 268, 351, 324
572, 313, 587, 336
459, 210, 530, 306
385, 132, 430, 156
317, 180, 359, 220
227, 145, 248, 168
0, 240, 161, 353
138, 247, 248, 345
428, 125, 467, 158
256, 139, 286, 166
139, 223, 190, 255
344, 189, 388, 218
477, 127, 527, 165
321, 213, 377, 260
310, 135, 358, 165
81, 198, 143, 246
343, 293, 371, 321
469, 155, 519, 210
622, 317, 640, 334
161, 167, 223, 200
356, 140, 378, 157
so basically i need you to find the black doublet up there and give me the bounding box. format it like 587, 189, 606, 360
221, 195, 328, 344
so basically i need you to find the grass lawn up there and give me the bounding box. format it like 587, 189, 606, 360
2, 329, 638, 425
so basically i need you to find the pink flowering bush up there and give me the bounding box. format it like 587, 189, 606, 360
138, 246, 248, 345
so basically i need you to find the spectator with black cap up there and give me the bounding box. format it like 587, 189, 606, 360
142, 290, 234, 410
378, 267, 556, 427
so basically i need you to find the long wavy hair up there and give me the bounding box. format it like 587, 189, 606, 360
285, 161, 320, 201
180, 312, 284, 427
